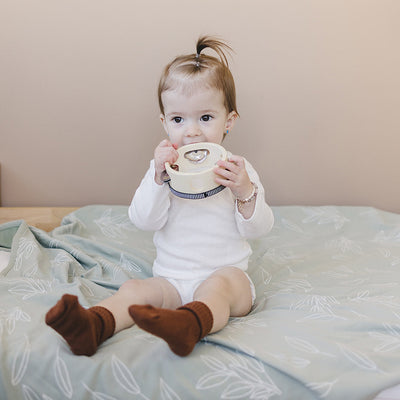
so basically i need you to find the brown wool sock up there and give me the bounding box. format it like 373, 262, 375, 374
128, 301, 213, 357
45, 294, 115, 356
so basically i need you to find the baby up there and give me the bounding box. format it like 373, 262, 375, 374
45, 36, 274, 357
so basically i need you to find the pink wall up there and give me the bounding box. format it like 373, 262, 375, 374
1, 0, 399, 213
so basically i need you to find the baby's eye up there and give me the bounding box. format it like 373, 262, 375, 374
201, 115, 212, 122
172, 117, 183, 123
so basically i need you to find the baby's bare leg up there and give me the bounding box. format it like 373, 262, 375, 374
98, 277, 182, 333
193, 267, 253, 333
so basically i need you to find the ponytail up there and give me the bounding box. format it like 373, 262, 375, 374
195, 36, 232, 68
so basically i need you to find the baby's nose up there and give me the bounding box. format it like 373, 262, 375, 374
186, 124, 201, 136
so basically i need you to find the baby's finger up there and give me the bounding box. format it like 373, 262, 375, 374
216, 159, 239, 174
227, 155, 246, 169
214, 166, 236, 182
159, 139, 173, 148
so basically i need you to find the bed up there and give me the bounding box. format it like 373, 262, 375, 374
1, 205, 400, 400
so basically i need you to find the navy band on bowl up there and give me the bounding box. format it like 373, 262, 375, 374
167, 183, 226, 199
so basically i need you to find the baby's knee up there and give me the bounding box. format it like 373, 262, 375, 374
209, 268, 253, 314
118, 279, 144, 296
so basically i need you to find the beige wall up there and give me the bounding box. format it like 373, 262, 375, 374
1, 0, 399, 213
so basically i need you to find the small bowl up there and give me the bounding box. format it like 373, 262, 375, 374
165, 142, 227, 195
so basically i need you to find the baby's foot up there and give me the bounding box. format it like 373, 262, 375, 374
45, 294, 114, 356
129, 302, 213, 356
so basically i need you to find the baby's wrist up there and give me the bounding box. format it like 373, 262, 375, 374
154, 170, 165, 185
236, 182, 257, 202
236, 183, 258, 207
236, 183, 258, 217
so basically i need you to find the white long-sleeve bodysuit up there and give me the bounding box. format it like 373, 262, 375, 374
129, 157, 274, 281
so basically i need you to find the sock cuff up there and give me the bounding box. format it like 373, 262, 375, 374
90, 306, 116, 342
179, 301, 213, 340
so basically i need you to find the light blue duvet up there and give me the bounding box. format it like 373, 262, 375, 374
1, 205, 400, 399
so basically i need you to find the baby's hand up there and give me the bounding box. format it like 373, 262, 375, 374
154, 139, 179, 185
213, 155, 254, 200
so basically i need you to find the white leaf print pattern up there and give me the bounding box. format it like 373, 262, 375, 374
373, 229, 400, 245
9, 278, 53, 300
0, 307, 31, 334
120, 253, 142, 273
79, 279, 95, 297
160, 378, 181, 400
196, 370, 232, 389
221, 381, 257, 399
55, 347, 73, 399
293, 294, 347, 322
349, 291, 400, 309
196, 354, 281, 399
22, 384, 41, 400
94, 209, 133, 239
291, 295, 340, 313
369, 323, 400, 352
14, 253, 24, 271
262, 248, 302, 266
326, 236, 362, 255
13, 237, 38, 272
271, 353, 311, 369
19, 237, 37, 259
302, 206, 349, 230
307, 379, 338, 398
11, 335, 30, 385
229, 314, 268, 328
285, 336, 335, 358
297, 312, 347, 322
23, 261, 38, 278
111, 355, 140, 395
273, 278, 312, 293
51, 253, 74, 268
260, 268, 272, 285
96, 257, 119, 280
82, 382, 118, 400
202, 355, 228, 372
377, 247, 391, 258
337, 343, 378, 371
281, 218, 304, 234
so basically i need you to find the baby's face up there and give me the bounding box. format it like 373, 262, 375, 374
160, 86, 237, 148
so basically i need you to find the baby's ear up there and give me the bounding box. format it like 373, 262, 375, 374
226, 111, 238, 130
160, 114, 168, 134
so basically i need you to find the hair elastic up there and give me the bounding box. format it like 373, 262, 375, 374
195, 53, 200, 67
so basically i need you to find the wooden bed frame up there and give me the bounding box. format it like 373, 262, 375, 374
0, 207, 78, 231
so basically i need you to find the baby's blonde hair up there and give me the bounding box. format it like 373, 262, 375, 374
158, 36, 238, 116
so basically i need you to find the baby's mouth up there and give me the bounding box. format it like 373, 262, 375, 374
182, 139, 204, 146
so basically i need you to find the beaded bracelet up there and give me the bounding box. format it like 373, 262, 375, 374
236, 182, 258, 211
